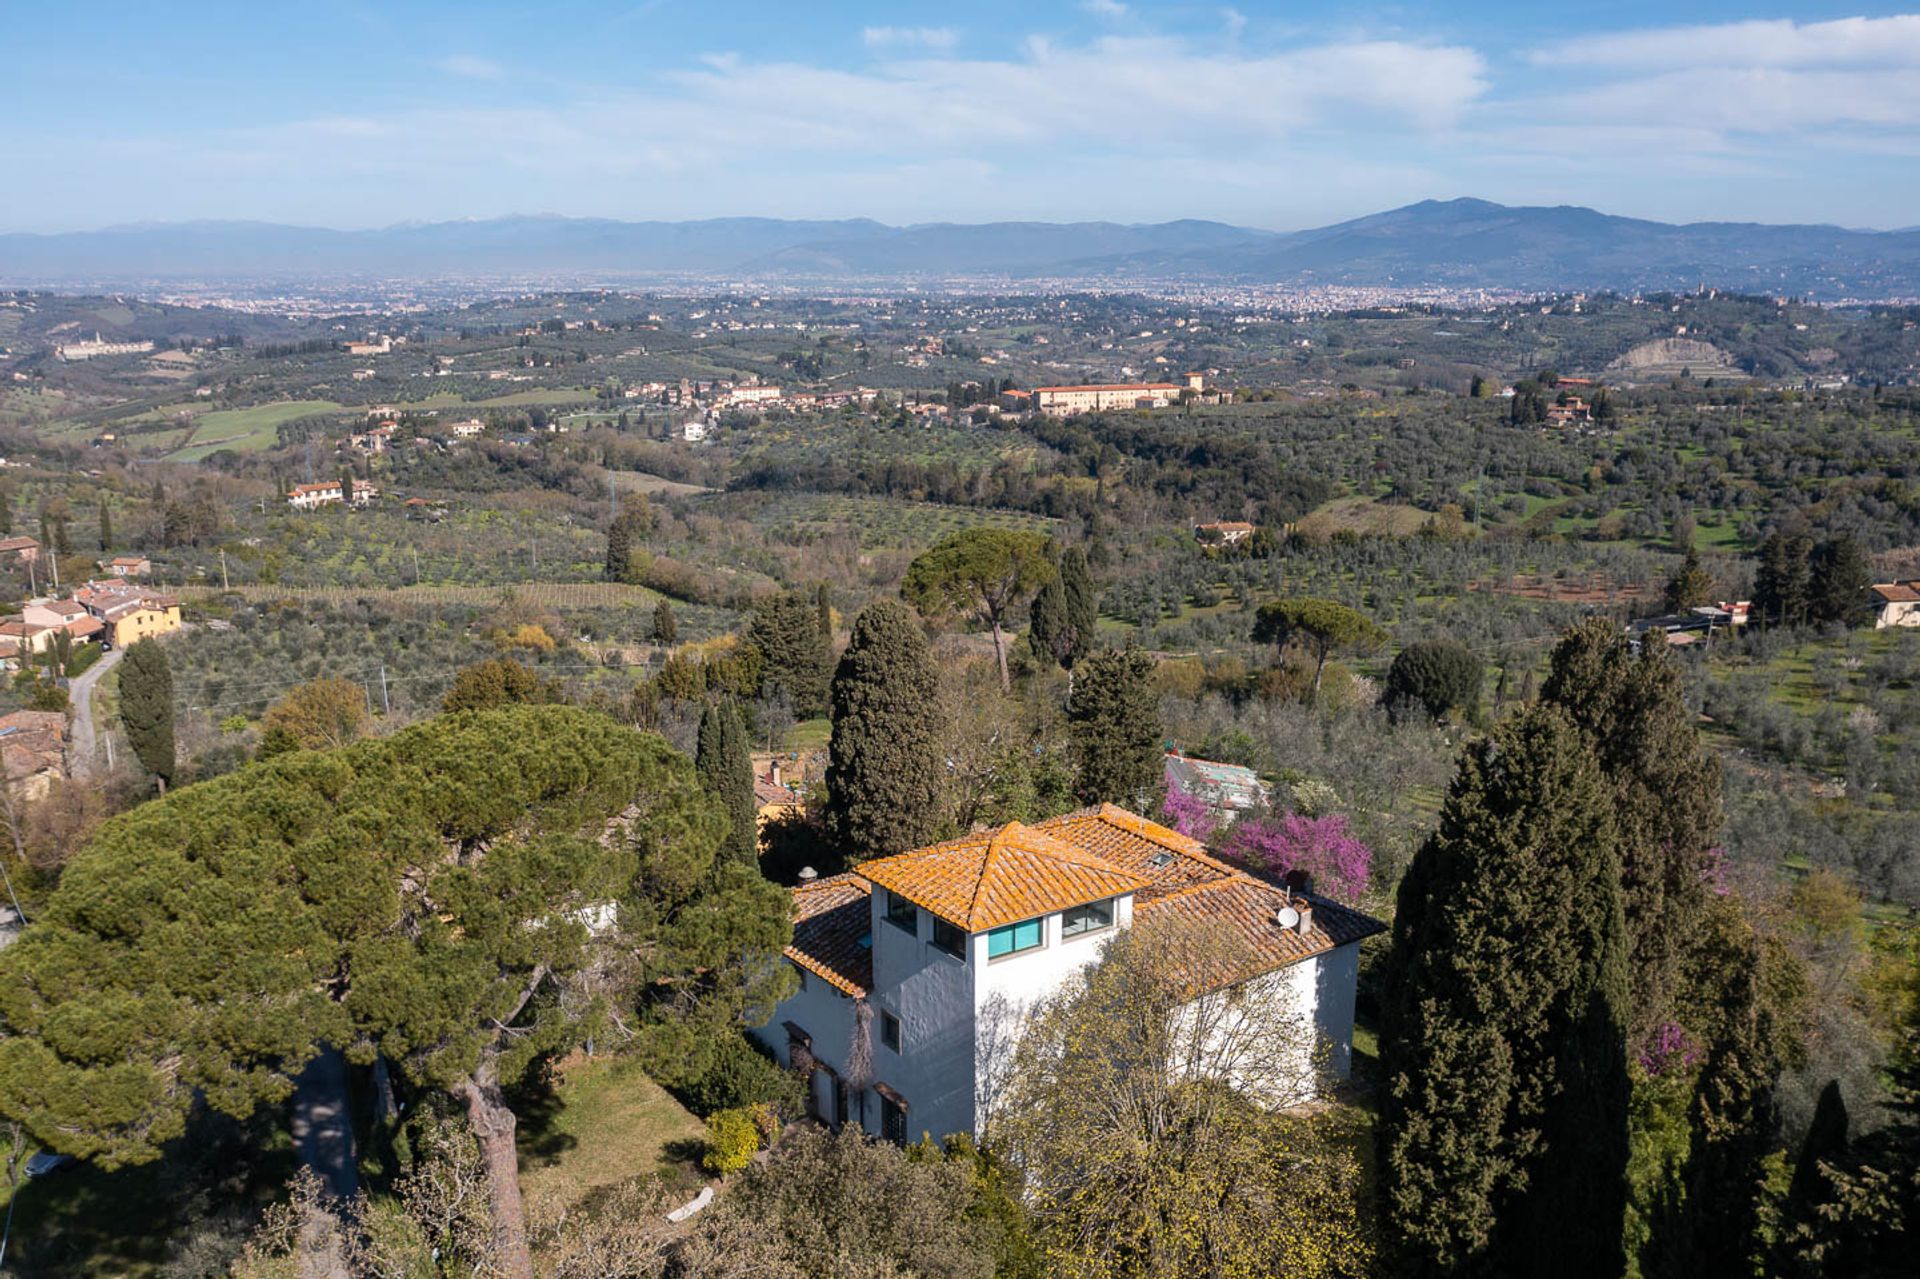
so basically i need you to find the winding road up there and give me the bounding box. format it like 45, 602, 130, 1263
66, 647, 122, 780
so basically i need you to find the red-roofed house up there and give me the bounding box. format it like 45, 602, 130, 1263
755, 804, 1384, 1145
1872, 581, 1920, 629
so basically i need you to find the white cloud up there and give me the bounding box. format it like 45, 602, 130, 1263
1083, 0, 1129, 21
1533, 15, 1920, 69
1522, 15, 1920, 141
862, 26, 960, 52
1222, 8, 1247, 39
436, 53, 504, 79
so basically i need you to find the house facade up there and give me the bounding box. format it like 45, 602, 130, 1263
74, 583, 183, 645
756, 804, 1383, 1147
1872, 581, 1920, 629
1031, 383, 1186, 417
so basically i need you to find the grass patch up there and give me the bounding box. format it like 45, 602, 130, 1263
784, 717, 831, 752
517, 1054, 707, 1218
168, 399, 342, 461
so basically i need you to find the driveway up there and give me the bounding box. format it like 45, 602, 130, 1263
66, 647, 122, 780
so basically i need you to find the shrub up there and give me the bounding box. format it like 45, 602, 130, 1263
670, 1034, 803, 1118
702, 1108, 760, 1176
1385, 639, 1484, 722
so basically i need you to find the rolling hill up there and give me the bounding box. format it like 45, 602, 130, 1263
5, 201, 1919, 298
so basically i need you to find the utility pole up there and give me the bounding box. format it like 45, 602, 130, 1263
219, 548, 229, 590
379, 665, 390, 715
411, 547, 420, 585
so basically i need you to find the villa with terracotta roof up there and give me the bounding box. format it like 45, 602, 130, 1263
1872, 580, 1920, 629
756, 803, 1383, 1147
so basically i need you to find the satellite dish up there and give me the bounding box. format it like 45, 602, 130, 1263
1275, 905, 1301, 930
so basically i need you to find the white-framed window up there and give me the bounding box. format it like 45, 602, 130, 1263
1062, 898, 1115, 938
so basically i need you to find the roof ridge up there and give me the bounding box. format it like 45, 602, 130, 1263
968, 822, 1025, 926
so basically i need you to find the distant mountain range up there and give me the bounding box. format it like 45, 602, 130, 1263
5, 200, 1920, 298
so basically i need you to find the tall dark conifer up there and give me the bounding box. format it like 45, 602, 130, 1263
1067, 645, 1162, 807
119, 638, 176, 790
1541, 618, 1720, 1040
1059, 546, 1099, 669
746, 590, 833, 718
695, 698, 757, 869
826, 601, 944, 861
1380, 705, 1630, 1278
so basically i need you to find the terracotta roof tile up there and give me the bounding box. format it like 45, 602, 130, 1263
1872, 581, 1920, 603
787, 873, 872, 996
782, 805, 1388, 1001
858, 821, 1149, 931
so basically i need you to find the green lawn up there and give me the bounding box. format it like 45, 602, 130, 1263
168, 399, 341, 461
517, 1054, 707, 1217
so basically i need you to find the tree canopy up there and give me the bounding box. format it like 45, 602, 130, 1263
902, 528, 1054, 692
828, 600, 946, 861
0, 705, 791, 1279
118, 637, 175, 789
1251, 598, 1385, 705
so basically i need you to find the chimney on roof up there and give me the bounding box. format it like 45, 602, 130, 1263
798, 866, 818, 883
771, 761, 783, 787
1295, 900, 1313, 935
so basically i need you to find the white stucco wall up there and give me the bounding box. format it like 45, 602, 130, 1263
759, 886, 1365, 1145
864, 891, 979, 1144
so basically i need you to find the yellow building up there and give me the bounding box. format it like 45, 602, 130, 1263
75, 584, 183, 646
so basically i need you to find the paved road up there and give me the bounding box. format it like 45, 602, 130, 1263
66, 647, 122, 780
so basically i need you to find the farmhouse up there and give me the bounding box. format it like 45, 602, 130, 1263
286, 481, 378, 510
102, 555, 151, 578
0, 536, 41, 564
1194, 520, 1255, 547
74, 583, 183, 645
1872, 581, 1920, 629
755, 804, 1383, 1146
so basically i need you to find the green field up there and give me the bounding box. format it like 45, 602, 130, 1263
167, 399, 341, 461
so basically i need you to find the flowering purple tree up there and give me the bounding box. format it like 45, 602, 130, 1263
1221, 811, 1372, 904
1636, 1020, 1703, 1077
1159, 779, 1218, 844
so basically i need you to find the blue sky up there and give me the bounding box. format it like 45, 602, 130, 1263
5, 2, 1919, 232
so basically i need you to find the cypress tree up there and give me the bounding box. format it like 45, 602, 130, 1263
1541, 618, 1721, 1040
1754, 531, 1813, 627
1067, 645, 1162, 807
696, 698, 757, 869
826, 601, 944, 861
98, 501, 113, 553
652, 598, 678, 645
1060, 546, 1099, 669
118, 638, 176, 790
1809, 534, 1871, 626
1027, 572, 1070, 669
815, 581, 833, 638
1380, 705, 1630, 1278
1663, 547, 1714, 612
0, 487, 10, 535
746, 590, 832, 718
